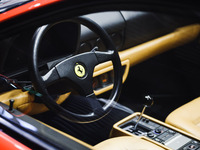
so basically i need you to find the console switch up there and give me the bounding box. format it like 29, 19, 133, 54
155, 128, 162, 134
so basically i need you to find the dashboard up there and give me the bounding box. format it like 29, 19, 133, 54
0, 11, 191, 78
0, 10, 198, 98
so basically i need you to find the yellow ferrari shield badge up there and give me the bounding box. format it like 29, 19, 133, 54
74, 63, 86, 78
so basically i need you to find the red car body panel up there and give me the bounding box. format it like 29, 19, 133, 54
0, 0, 61, 22
0, 131, 31, 150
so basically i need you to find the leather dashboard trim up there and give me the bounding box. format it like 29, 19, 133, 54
119, 24, 200, 67
93, 24, 200, 94
94, 59, 129, 95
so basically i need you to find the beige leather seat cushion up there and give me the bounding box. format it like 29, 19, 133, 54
93, 136, 164, 150
166, 97, 200, 140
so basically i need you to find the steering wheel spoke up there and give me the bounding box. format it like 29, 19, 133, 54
41, 67, 60, 86
94, 50, 115, 64
73, 77, 96, 98
83, 85, 96, 98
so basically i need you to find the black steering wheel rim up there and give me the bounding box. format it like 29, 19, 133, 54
30, 16, 122, 123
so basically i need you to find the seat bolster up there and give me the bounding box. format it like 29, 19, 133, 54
166, 97, 200, 140
93, 136, 164, 150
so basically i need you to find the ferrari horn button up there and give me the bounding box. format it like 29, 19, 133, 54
74, 63, 86, 78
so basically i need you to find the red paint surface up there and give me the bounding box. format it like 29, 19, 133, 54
0, 131, 31, 150
0, 0, 61, 22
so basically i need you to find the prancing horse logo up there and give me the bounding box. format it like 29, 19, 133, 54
74, 63, 86, 78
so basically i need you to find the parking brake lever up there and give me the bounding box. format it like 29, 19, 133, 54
133, 95, 154, 131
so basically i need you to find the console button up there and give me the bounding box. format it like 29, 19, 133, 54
154, 138, 162, 143
189, 145, 196, 149
155, 126, 167, 134
127, 129, 133, 133
155, 128, 162, 134
142, 118, 146, 122
134, 131, 141, 135
145, 119, 150, 123
161, 142, 165, 145
183, 144, 199, 150
147, 132, 155, 138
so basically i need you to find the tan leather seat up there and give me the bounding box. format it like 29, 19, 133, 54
0, 89, 70, 115
93, 136, 164, 150
166, 97, 200, 140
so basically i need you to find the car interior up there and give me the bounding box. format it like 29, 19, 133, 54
0, 6, 200, 150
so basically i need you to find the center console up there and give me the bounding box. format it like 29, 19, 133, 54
111, 113, 200, 150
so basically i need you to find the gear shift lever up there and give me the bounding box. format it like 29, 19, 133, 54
133, 95, 154, 130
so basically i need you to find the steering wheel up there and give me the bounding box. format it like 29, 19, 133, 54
30, 17, 122, 123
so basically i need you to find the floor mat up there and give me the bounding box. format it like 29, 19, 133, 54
34, 97, 134, 145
